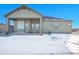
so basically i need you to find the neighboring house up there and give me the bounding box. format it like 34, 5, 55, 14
0, 24, 6, 33
72, 28, 78, 32
4, 5, 72, 33
72, 28, 79, 35
0, 24, 14, 33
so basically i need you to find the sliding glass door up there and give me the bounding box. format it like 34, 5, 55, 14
32, 23, 40, 33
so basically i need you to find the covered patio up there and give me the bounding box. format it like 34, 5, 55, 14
5, 5, 43, 33
6, 18, 42, 33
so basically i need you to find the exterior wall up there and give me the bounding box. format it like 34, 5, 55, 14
43, 20, 72, 33
15, 19, 72, 33
7, 9, 42, 18
58, 22, 72, 33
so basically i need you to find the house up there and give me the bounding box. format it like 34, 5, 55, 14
72, 28, 79, 35
0, 23, 6, 33
4, 5, 72, 33
0, 23, 14, 33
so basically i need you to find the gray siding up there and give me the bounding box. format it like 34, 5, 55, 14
7, 9, 42, 18
42, 20, 72, 33
58, 22, 72, 33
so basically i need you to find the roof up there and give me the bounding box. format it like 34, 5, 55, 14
43, 16, 72, 22
4, 5, 43, 17
4, 5, 71, 22
43, 16, 62, 19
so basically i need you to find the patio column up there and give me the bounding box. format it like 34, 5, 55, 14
6, 17, 10, 33
14, 19, 16, 32
29, 20, 32, 32
24, 19, 26, 32
40, 18, 42, 34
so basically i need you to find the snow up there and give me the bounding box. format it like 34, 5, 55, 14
0, 34, 72, 55
49, 34, 72, 54
66, 34, 79, 54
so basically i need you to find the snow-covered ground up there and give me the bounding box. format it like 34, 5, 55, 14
66, 34, 79, 54
0, 34, 72, 55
